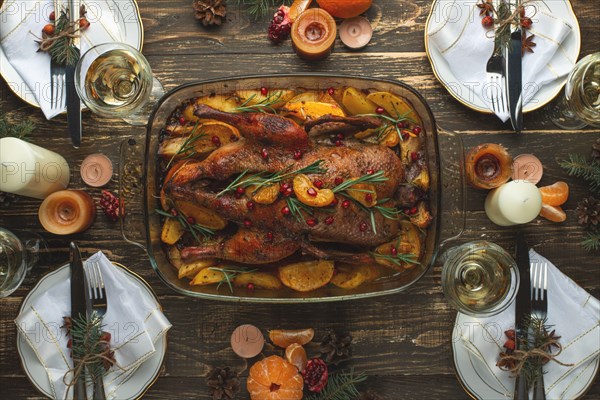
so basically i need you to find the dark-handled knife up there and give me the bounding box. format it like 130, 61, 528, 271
506, 0, 523, 132
513, 231, 531, 399
70, 242, 88, 400
66, 0, 82, 148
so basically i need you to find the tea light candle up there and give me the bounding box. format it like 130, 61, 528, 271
38, 190, 96, 235
512, 154, 543, 184
339, 17, 373, 50
80, 153, 113, 187
231, 324, 264, 358
0, 137, 70, 199
485, 181, 542, 226
291, 8, 337, 61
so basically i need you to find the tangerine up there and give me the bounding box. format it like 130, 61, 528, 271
247, 355, 304, 400
539, 204, 567, 222
539, 181, 569, 206
285, 343, 308, 371
269, 328, 315, 348
289, 0, 313, 21
316, 0, 372, 19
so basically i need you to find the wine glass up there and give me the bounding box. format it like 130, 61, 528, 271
549, 52, 600, 129
441, 241, 519, 317
74, 42, 165, 126
0, 228, 48, 297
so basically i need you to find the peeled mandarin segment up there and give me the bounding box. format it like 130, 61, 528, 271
539, 181, 569, 206
269, 328, 315, 348
285, 343, 308, 371
539, 204, 567, 222
293, 174, 334, 207
246, 184, 280, 205
289, 0, 312, 21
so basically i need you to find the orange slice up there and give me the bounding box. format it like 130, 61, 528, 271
539, 204, 567, 222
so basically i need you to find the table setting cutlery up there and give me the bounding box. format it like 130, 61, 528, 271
513, 232, 531, 400
85, 261, 107, 400
505, 0, 523, 132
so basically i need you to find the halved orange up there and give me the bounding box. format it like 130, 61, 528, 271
539, 204, 567, 222
269, 328, 315, 348
285, 343, 308, 371
247, 355, 304, 400
539, 181, 569, 206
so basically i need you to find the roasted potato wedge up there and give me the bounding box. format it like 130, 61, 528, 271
190, 267, 225, 286
161, 218, 185, 245
287, 91, 338, 105
235, 89, 296, 109
233, 272, 283, 290
399, 136, 421, 166
178, 258, 217, 279
342, 87, 377, 115
284, 101, 345, 121
330, 265, 367, 289
367, 92, 422, 125
181, 95, 240, 121
158, 121, 240, 159
175, 200, 227, 230
358, 264, 381, 282
412, 167, 430, 191
410, 201, 433, 229
278, 260, 335, 292
374, 221, 422, 270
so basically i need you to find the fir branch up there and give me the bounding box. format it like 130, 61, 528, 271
208, 266, 257, 293
332, 171, 388, 194
560, 154, 600, 194
0, 116, 35, 140
232, 0, 292, 20
370, 252, 419, 267
582, 231, 600, 251
305, 369, 367, 400
45, 9, 81, 66
234, 90, 284, 113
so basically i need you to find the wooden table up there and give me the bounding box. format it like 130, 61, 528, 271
1, 0, 599, 398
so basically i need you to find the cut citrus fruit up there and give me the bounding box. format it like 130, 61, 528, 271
247, 355, 304, 400
539, 204, 567, 222
539, 181, 569, 206
316, 0, 372, 18
289, 0, 312, 21
269, 328, 315, 348
285, 343, 308, 371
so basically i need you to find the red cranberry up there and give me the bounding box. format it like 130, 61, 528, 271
324, 216, 334, 225
391, 246, 398, 256
243, 219, 253, 228
170, 209, 178, 216
293, 149, 303, 160
327, 87, 335, 96
49, 11, 56, 21
334, 177, 343, 185
410, 152, 419, 162
397, 121, 407, 129
359, 222, 368, 231
376, 106, 385, 114
247, 283, 255, 290
280, 183, 290, 193
261, 148, 269, 159
211, 136, 221, 146
306, 218, 318, 227
336, 133, 344, 140
246, 201, 255, 210
342, 200, 351, 208
335, 140, 343, 147
412, 126, 422, 135
236, 187, 245, 195
307, 188, 318, 197
186, 216, 196, 224
281, 206, 291, 215
365, 193, 373, 202
179, 117, 185, 125
260, 87, 268, 96
266, 231, 274, 241
366, 169, 374, 175
313, 179, 323, 189
284, 187, 293, 197
410, 206, 418, 215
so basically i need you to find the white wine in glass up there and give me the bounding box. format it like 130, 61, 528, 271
75, 42, 164, 126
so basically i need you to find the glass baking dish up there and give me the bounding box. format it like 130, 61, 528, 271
119, 74, 465, 302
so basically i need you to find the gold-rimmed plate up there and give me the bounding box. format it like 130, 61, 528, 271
0, 0, 143, 108
424, 0, 581, 114
16, 262, 165, 400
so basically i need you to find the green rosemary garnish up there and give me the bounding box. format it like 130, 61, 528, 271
155, 209, 215, 243
285, 196, 313, 222
217, 160, 327, 197
209, 266, 257, 293
234, 90, 284, 114
332, 170, 388, 194
166, 122, 205, 169
370, 252, 419, 267
305, 368, 367, 400
358, 109, 416, 143
0, 116, 35, 140
231, 0, 292, 20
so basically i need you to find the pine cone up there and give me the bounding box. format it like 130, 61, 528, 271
193, 0, 227, 27
206, 367, 240, 400
576, 196, 600, 228
0, 191, 18, 208
592, 138, 600, 162
319, 330, 353, 364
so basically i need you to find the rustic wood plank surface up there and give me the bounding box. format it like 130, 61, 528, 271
1, 0, 599, 398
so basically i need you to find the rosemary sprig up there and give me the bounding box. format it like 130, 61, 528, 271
305, 368, 367, 400
155, 208, 215, 243
332, 170, 388, 194
358, 110, 416, 142
370, 251, 419, 267
232, 0, 292, 20
285, 196, 313, 222
208, 266, 257, 293
0, 116, 35, 140
234, 90, 284, 113
166, 122, 205, 169
217, 160, 327, 197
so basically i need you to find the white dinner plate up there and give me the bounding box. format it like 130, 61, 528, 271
424, 0, 581, 113
0, 0, 143, 107
17, 263, 165, 400
452, 312, 599, 399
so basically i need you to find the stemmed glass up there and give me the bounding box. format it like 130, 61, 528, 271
548, 52, 600, 129
74, 42, 164, 126
0, 228, 48, 297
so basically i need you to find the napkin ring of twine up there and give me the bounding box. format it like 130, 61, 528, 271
481, 0, 539, 40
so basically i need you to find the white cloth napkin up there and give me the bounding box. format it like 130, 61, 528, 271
0, 0, 124, 119
457, 249, 600, 399
15, 252, 172, 400
427, 0, 576, 121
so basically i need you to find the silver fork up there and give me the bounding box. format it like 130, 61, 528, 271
531, 261, 548, 400
85, 262, 107, 400
50, 59, 66, 112
486, 51, 509, 117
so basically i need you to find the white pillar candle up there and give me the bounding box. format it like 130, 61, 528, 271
485, 181, 542, 226
0, 137, 70, 199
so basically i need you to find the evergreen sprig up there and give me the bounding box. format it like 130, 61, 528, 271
47, 9, 80, 66
582, 231, 600, 251
0, 116, 35, 140
232, 0, 292, 20
560, 153, 600, 194
305, 368, 367, 400
69, 313, 109, 383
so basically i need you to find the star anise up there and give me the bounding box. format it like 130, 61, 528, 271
522, 33, 536, 56
497, 351, 517, 371
476, 0, 494, 16
543, 329, 562, 352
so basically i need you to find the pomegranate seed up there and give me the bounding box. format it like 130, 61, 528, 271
281, 206, 290, 215
246, 201, 255, 210
365, 193, 373, 202
293, 149, 303, 160
260, 87, 268, 96
49, 11, 56, 21
366, 169, 374, 175
266, 231, 274, 241
330, 197, 339, 206
342, 200, 351, 208
247, 283, 255, 290
284, 187, 293, 196
391, 246, 398, 255
186, 216, 196, 224
243, 219, 253, 228
335, 140, 343, 147
324, 216, 334, 225
411, 152, 419, 162
170, 209, 178, 216
179, 117, 185, 125
402, 131, 409, 140
306, 218, 318, 227
211, 136, 221, 146
410, 206, 418, 215
334, 177, 343, 185
359, 222, 368, 231
412, 126, 422, 135
236, 187, 245, 195
376, 106, 385, 114
327, 87, 335, 96
313, 180, 323, 189
279, 183, 289, 193
261, 148, 268, 159
397, 121, 407, 129
336, 133, 344, 140
307, 188, 318, 197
